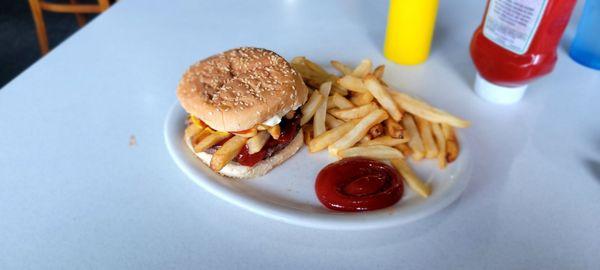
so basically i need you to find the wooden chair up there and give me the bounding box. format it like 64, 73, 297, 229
28, 0, 111, 55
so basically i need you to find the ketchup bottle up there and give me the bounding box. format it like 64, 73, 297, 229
470, 0, 576, 104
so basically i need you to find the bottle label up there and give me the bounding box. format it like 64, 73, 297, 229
483, 0, 548, 55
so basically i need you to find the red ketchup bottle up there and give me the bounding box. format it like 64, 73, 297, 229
470, 0, 576, 104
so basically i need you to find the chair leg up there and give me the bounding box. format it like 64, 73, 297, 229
69, 0, 86, 27
28, 0, 49, 55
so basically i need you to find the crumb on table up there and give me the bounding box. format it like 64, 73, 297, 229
129, 135, 137, 147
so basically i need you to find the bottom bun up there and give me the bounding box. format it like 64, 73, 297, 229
185, 129, 304, 178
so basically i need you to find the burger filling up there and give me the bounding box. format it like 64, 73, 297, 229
187, 110, 301, 167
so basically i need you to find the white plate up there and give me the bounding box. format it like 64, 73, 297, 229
164, 103, 472, 230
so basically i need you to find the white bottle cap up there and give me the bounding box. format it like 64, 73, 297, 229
474, 73, 527, 104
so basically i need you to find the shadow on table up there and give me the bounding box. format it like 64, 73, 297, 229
355, 1, 386, 53
255, 199, 463, 250
586, 135, 600, 183
583, 159, 600, 184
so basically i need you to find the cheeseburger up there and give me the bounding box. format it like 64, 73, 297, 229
177, 47, 309, 178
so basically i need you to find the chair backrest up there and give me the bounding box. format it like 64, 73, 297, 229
38, 0, 109, 14
28, 0, 111, 55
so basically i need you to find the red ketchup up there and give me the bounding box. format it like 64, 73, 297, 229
470, 0, 576, 104
315, 157, 403, 212
235, 111, 301, 167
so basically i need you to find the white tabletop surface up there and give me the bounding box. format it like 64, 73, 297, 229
1, 0, 599, 269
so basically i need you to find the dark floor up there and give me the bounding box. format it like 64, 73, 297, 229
0, 0, 98, 88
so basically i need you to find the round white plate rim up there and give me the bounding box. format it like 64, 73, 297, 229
164, 102, 472, 230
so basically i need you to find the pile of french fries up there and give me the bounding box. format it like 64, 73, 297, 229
291, 57, 470, 198
185, 112, 289, 173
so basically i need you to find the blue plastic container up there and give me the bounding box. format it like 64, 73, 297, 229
569, 0, 600, 70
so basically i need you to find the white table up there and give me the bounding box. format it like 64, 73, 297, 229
1, 0, 599, 269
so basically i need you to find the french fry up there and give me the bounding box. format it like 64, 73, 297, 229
392, 92, 470, 128
285, 110, 295, 119
384, 118, 404, 138
352, 59, 372, 78
402, 114, 425, 160
360, 135, 409, 147
303, 124, 313, 145
194, 132, 231, 153
189, 115, 206, 129
360, 134, 372, 143
328, 109, 389, 156
184, 124, 203, 141
331, 85, 348, 97
185, 125, 212, 151
232, 127, 258, 138
378, 78, 389, 87
391, 159, 431, 198
441, 123, 452, 138
308, 119, 359, 152
331, 60, 353, 76
291, 57, 333, 88
414, 117, 438, 159
304, 58, 329, 76
325, 114, 345, 129
373, 65, 385, 79
338, 75, 369, 93
300, 90, 324, 125
350, 92, 374, 106
291, 65, 322, 88
291, 56, 305, 65
210, 136, 248, 171
268, 124, 281, 139
331, 93, 354, 109
247, 131, 270, 154
314, 81, 332, 137
431, 123, 447, 169
396, 143, 413, 156
338, 145, 404, 160
447, 140, 459, 163
190, 128, 214, 146
329, 102, 378, 120
442, 124, 460, 163
368, 123, 384, 138
327, 95, 336, 109
364, 75, 403, 121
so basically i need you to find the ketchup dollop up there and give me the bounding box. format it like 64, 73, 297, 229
315, 157, 404, 212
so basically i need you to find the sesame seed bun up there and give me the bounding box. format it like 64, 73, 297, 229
185, 129, 304, 178
177, 47, 309, 132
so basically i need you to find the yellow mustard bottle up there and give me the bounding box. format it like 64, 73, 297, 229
383, 0, 439, 65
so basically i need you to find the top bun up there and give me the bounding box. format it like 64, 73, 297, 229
177, 47, 308, 132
